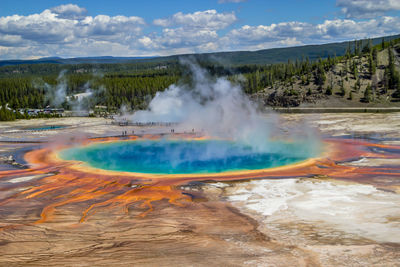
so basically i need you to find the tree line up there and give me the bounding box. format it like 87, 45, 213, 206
0, 37, 399, 120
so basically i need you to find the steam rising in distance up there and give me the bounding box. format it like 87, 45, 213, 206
128, 59, 321, 155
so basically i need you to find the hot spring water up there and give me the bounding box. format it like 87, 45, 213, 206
60, 139, 317, 174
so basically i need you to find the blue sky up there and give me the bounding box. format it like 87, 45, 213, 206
0, 0, 399, 59
0, 0, 335, 25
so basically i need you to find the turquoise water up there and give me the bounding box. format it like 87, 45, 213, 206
27, 125, 67, 131
60, 139, 317, 174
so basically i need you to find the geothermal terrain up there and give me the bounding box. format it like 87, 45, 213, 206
0, 113, 400, 266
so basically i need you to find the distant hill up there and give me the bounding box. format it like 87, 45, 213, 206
251, 38, 400, 108
0, 35, 399, 119
1, 34, 399, 67
0, 56, 156, 67
164, 34, 400, 65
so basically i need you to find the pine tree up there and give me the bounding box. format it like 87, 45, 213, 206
368, 53, 376, 77
352, 60, 358, 78
372, 47, 378, 63
363, 84, 373, 103
354, 40, 359, 55
383, 68, 389, 94
395, 77, 400, 98
346, 41, 352, 59
340, 80, 346, 97
325, 86, 333, 95
362, 39, 371, 53
388, 47, 398, 90
314, 64, 326, 87
348, 91, 353, 100
0, 105, 16, 121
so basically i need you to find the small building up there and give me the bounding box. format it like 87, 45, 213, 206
44, 108, 64, 116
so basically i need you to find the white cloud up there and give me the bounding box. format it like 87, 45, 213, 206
50, 4, 87, 20
156, 28, 218, 47
0, 33, 23, 46
0, 4, 399, 59
337, 0, 400, 18
279, 37, 302, 46
77, 15, 145, 39
0, 10, 76, 44
138, 36, 154, 48
318, 17, 400, 39
153, 10, 237, 30
224, 16, 400, 50
147, 10, 237, 54
0, 5, 145, 54
0, 4, 144, 59
132, 27, 221, 55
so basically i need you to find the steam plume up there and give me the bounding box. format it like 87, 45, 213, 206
39, 70, 100, 113
128, 59, 320, 154
45, 70, 68, 107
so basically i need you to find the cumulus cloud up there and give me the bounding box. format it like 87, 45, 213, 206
0, 34, 23, 46
0, 3, 400, 59
147, 10, 236, 53
0, 4, 145, 58
0, 8, 145, 45
153, 10, 237, 30
337, 0, 400, 18
135, 27, 221, 55
50, 4, 87, 20
159, 28, 218, 46
77, 15, 144, 39
0, 10, 75, 44
224, 16, 400, 50
227, 22, 313, 44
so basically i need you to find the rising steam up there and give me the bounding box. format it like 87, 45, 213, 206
45, 70, 68, 107
39, 70, 98, 113
66, 81, 94, 113
128, 59, 320, 154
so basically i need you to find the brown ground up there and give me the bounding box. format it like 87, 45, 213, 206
1, 197, 323, 267
0, 115, 400, 266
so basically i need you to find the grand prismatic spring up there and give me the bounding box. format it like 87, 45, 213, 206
1, 114, 400, 265
1, 65, 400, 265
1, 64, 400, 265
59, 139, 317, 174
2, 0, 400, 265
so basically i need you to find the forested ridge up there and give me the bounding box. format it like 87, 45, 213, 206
1, 34, 399, 67
0, 36, 400, 121
250, 37, 400, 107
